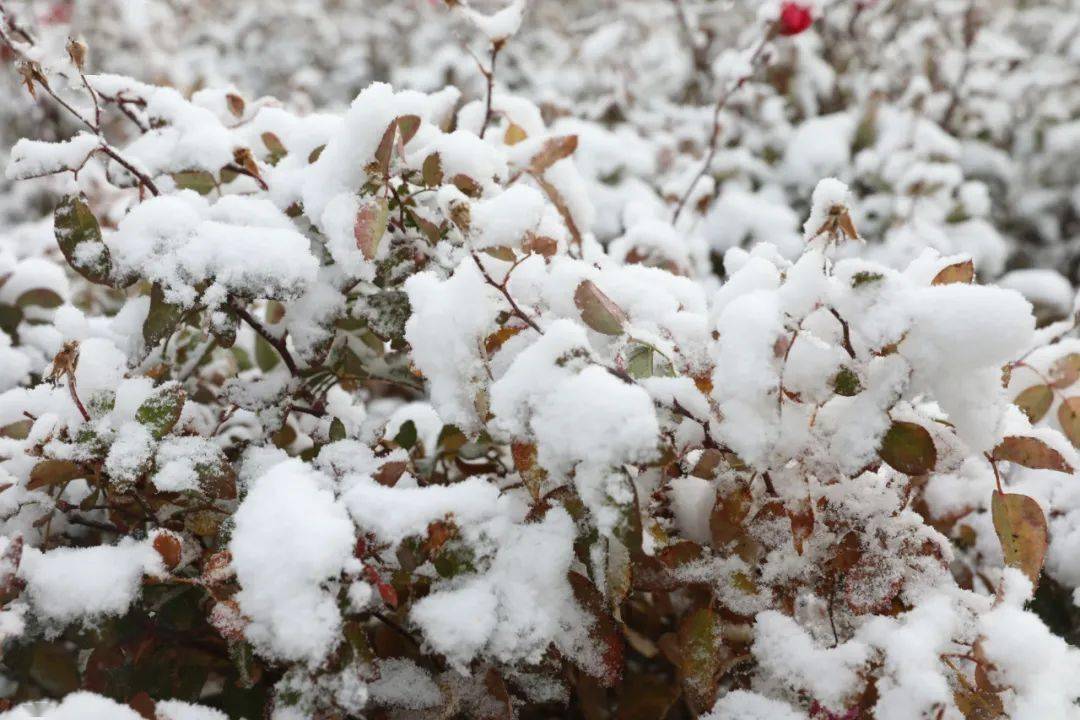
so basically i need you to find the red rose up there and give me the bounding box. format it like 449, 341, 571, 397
778, 2, 814, 36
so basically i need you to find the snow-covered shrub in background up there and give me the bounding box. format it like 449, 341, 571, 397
0, 1, 1080, 719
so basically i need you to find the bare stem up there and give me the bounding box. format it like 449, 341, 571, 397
671, 24, 777, 223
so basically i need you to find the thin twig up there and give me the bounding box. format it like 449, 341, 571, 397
479, 41, 503, 139
469, 250, 542, 333
671, 23, 777, 223
229, 298, 299, 376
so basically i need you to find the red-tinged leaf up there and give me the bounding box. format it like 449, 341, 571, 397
529, 135, 578, 175
152, 532, 182, 569
710, 485, 752, 549
226, 93, 245, 118
364, 565, 399, 608
992, 436, 1072, 473
482, 669, 514, 720
932, 259, 975, 285
574, 280, 628, 336
1014, 384, 1053, 423
788, 497, 815, 555
397, 114, 421, 145
374, 119, 397, 177
633, 541, 706, 591
1050, 353, 1080, 389
27, 459, 83, 491
355, 197, 390, 261
677, 606, 726, 713
879, 421, 937, 475
991, 490, 1048, 585
568, 571, 623, 687
1058, 397, 1080, 448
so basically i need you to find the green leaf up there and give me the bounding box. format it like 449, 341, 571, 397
329, 417, 347, 442
992, 490, 1048, 585
393, 419, 417, 450
992, 436, 1072, 473
574, 280, 628, 336
626, 343, 674, 379
255, 335, 281, 372
831, 366, 863, 396
136, 382, 185, 439
1050, 353, 1080, 389
143, 282, 184, 349
879, 421, 936, 475
172, 170, 217, 195
15, 288, 62, 309
1014, 384, 1053, 423
851, 271, 884, 288
53, 195, 117, 286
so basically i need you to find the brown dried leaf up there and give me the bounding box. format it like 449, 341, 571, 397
529, 135, 578, 175
932, 259, 975, 285
226, 93, 245, 118
1058, 397, 1080, 448
992, 436, 1072, 473
574, 280, 628, 336
991, 490, 1048, 585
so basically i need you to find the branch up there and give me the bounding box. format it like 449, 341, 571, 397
469, 250, 541, 333
479, 41, 503, 139
229, 298, 299, 376
671, 23, 777, 223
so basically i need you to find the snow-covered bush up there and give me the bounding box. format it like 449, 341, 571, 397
2, 1, 1080, 719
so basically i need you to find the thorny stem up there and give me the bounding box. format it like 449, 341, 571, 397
671, 23, 777, 224
228, 298, 299, 376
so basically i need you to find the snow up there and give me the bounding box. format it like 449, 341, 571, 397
108, 193, 318, 307
19, 539, 163, 625
0, 693, 143, 720
6, 133, 100, 180
229, 458, 354, 666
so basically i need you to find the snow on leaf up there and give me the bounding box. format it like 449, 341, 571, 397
1014, 384, 1053, 423
932, 259, 975, 285
992, 436, 1073, 473
529, 135, 578, 175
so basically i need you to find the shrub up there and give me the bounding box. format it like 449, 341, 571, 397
1, 2, 1080, 720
